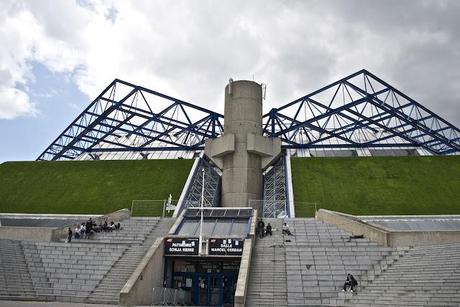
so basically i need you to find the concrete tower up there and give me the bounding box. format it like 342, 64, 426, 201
205, 80, 281, 213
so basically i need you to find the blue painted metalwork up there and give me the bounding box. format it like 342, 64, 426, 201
38, 70, 460, 160
263, 69, 460, 155
37, 79, 224, 161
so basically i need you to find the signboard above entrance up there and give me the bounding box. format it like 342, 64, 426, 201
208, 238, 244, 256
165, 237, 199, 256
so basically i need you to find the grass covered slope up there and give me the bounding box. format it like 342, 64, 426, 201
0, 159, 193, 215
291, 156, 460, 217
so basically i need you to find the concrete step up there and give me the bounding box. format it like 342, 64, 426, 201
246, 218, 398, 305
87, 217, 175, 304
345, 242, 460, 306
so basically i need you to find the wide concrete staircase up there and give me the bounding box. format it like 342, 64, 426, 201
0, 239, 38, 301
246, 218, 394, 306
339, 243, 460, 306
247, 219, 288, 306
86, 217, 176, 304
0, 217, 175, 305
22, 241, 127, 303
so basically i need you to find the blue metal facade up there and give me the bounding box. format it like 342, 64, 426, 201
264, 70, 460, 155
37, 70, 460, 161
37, 79, 224, 161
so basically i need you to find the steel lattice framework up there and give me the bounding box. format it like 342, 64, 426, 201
37, 79, 224, 161
262, 157, 287, 218
38, 70, 460, 160
264, 69, 460, 155
182, 157, 221, 210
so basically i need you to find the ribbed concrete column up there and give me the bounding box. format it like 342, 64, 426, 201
204, 80, 281, 213
221, 81, 263, 208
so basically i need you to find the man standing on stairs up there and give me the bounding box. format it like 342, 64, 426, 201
67, 227, 72, 243
257, 219, 265, 238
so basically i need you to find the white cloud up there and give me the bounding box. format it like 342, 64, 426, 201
0, 86, 35, 119
0, 1, 80, 119
0, 0, 459, 125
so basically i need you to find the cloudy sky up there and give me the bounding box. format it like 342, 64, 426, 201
1, 0, 459, 162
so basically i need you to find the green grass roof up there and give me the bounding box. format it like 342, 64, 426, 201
291, 156, 460, 217
0, 159, 193, 215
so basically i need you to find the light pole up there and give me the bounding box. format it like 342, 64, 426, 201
198, 168, 205, 255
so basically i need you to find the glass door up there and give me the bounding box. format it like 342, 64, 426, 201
209, 274, 223, 306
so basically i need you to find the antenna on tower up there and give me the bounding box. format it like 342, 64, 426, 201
228, 78, 233, 95
261, 83, 267, 100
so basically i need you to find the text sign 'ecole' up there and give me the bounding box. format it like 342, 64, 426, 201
208, 238, 244, 256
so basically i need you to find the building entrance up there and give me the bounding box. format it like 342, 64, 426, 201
167, 258, 240, 306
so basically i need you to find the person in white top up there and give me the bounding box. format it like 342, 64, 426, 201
282, 223, 293, 236
74, 225, 81, 239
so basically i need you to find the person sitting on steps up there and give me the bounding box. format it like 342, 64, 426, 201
74, 224, 81, 239
282, 222, 293, 236
80, 223, 86, 238
265, 223, 272, 236
342, 273, 358, 292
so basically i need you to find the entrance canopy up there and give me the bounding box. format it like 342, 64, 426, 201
174, 208, 253, 238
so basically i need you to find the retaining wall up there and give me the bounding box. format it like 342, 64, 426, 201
316, 209, 460, 247
120, 238, 165, 306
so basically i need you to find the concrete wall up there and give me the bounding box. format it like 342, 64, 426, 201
284, 152, 295, 218
0, 226, 54, 241
248, 209, 257, 240
317, 209, 460, 247
234, 238, 253, 307
0, 210, 129, 242
316, 209, 389, 246
120, 238, 165, 306
233, 209, 256, 306
388, 230, 460, 246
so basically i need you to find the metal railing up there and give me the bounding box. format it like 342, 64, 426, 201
248, 200, 318, 218
151, 287, 191, 306
131, 199, 178, 217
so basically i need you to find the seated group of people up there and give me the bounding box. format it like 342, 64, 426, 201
73, 217, 121, 239
256, 219, 293, 238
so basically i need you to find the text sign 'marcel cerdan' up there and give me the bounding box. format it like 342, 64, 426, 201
164, 238, 199, 256
208, 238, 244, 256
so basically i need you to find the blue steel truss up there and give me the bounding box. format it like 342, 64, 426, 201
37, 79, 224, 161
263, 69, 460, 155
38, 70, 460, 160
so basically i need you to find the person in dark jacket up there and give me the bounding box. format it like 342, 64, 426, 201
67, 227, 72, 243
257, 219, 265, 238
85, 218, 94, 238
342, 273, 358, 292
